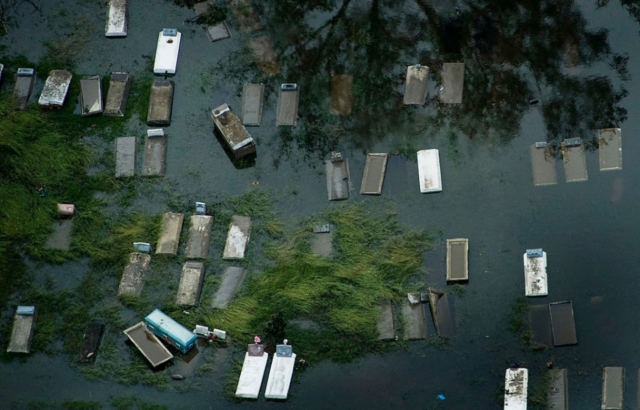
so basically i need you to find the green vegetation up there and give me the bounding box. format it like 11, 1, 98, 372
197, 3, 230, 25
507, 296, 535, 349
23, 400, 102, 410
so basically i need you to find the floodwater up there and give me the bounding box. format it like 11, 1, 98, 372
2, 0, 640, 408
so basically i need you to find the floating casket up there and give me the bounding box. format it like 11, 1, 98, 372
211, 103, 256, 158
154, 29, 181, 75
38, 70, 72, 108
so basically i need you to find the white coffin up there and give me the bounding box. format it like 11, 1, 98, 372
265, 353, 296, 399
236, 352, 269, 398
504, 368, 528, 410
524, 252, 548, 297
154, 30, 182, 75
105, 0, 128, 37
417, 149, 442, 193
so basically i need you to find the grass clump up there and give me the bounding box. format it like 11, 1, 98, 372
507, 296, 532, 347
203, 202, 431, 364
197, 2, 230, 25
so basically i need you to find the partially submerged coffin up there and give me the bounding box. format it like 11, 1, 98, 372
176, 262, 205, 306
154, 29, 181, 75
265, 343, 296, 400
326, 152, 350, 201
77, 322, 105, 364
156, 212, 184, 255
404, 64, 429, 105
446, 238, 469, 282
104, 73, 131, 116
524, 248, 548, 297
401, 296, 427, 340
115, 136, 137, 178
599, 128, 622, 171
211, 267, 246, 309
530, 142, 558, 186
211, 103, 256, 158
504, 368, 528, 410
548, 368, 568, 410
80, 76, 103, 116
417, 149, 442, 193
123, 321, 173, 367
147, 80, 174, 126
105, 0, 128, 37
38, 70, 72, 108
360, 153, 388, 195
142, 129, 167, 176
185, 215, 213, 259
440, 63, 465, 104
13, 68, 35, 110
236, 344, 269, 399
223, 215, 251, 260
276, 83, 299, 126
6, 306, 35, 353
549, 301, 577, 346
562, 138, 588, 182
241, 83, 264, 126
118, 252, 151, 297
602, 367, 624, 410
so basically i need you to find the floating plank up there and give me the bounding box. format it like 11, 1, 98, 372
176, 262, 205, 306
13, 68, 35, 110
524, 250, 548, 297
147, 80, 174, 126
115, 137, 137, 178
528, 304, 552, 348
403, 65, 429, 105
440, 63, 465, 104
236, 348, 269, 399
118, 252, 151, 297
427, 288, 456, 337
6, 308, 35, 353
104, 73, 131, 116
45, 219, 73, 251
599, 128, 622, 171
548, 368, 568, 410
211, 103, 256, 158
105, 0, 128, 37
446, 238, 469, 282
185, 215, 213, 259
549, 301, 577, 346
241, 84, 264, 126
156, 212, 184, 255
265, 350, 296, 399
417, 149, 442, 193
530, 143, 557, 186
123, 321, 173, 367
311, 225, 333, 257
562, 141, 588, 183
80, 76, 103, 116
401, 299, 427, 340
193, 2, 231, 42
602, 367, 624, 410
360, 153, 388, 195
250, 36, 281, 76
504, 368, 528, 410
376, 303, 395, 341
223, 216, 252, 260
142, 129, 167, 176
154, 29, 181, 75
325, 158, 350, 201
38, 70, 72, 108
276, 84, 300, 126
330, 74, 354, 115
211, 267, 247, 309
77, 322, 105, 364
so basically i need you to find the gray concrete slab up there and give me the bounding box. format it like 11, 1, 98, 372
223, 215, 251, 260
562, 142, 588, 183
311, 231, 333, 257
115, 136, 137, 177
80, 76, 103, 116
276, 86, 299, 126
156, 212, 184, 255
242, 83, 264, 126
602, 367, 624, 410
440, 63, 464, 104
548, 368, 568, 410
104, 73, 131, 116
376, 303, 395, 341
530, 144, 558, 186
118, 252, 151, 297
360, 153, 388, 195
45, 220, 73, 251
403, 65, 429, 105
142, 131, 167, 176
212, 267, 247, 309
147, 80, 174, 126
6, 313, 34, 353
176, 262, 205, 306
185, 215, 213, 259
330, 74, 353, 115
401, 300, 427, 340
13, 70, 35, 110
599, 128, 622, 171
